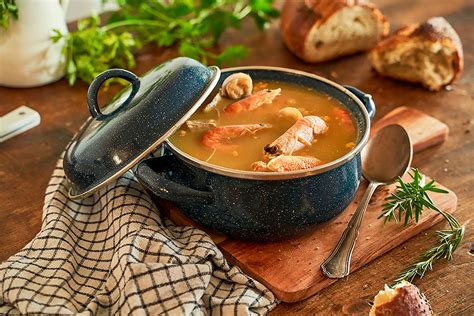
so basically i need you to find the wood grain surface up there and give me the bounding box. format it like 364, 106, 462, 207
371, 106, 449, 153
152, 106, 454, 303
219, 178, 457, 303
0, 0, 473, 314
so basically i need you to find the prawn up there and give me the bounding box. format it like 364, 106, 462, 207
202, 123, 272, 150
224, 88, 281, 113
203, 72, 253, 113
186, 119, 217, 132
264, 116, 327, 156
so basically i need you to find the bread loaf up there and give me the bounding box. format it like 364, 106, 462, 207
370, 281, 433, 316
369, 17, 463, 91
280, 0, 389, 63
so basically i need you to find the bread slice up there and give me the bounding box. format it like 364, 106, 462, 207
370, 281, 433, 316
369, 17, 464, 91
280, 0, 389, 63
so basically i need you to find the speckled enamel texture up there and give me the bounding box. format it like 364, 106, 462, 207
138, 152, 362, 241
64, 58, 219, 198
135, 67, 375, 241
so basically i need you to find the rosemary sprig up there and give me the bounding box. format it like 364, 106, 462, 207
379, 168, 466, 283
379, 168, 449, 225
395, 224, 464, 283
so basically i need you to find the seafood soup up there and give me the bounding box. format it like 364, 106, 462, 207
169, 73, 358, 172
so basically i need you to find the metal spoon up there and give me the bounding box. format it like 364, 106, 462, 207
320, 124, 413, 278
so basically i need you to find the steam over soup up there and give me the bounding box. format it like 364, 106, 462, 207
169, 73, 357, 172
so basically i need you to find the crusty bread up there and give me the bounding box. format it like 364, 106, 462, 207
370, 281, 433, 316
369, 17, 463, 91
280, 0, 389, 63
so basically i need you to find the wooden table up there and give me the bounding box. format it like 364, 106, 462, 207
1, 0, 472, 314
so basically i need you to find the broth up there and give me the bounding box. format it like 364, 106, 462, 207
169, 80, 357, 171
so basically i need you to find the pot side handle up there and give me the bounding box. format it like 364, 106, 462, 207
343, 85, 376, 121
135, 156, 215, 205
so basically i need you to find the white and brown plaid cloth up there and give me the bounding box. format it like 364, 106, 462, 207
0, 157, 277, 315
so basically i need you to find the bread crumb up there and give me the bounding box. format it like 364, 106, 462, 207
443, 168, 448, 172
330, 71, 338, 78
445, 159, 449, 163
345, 142, 355, 149
322, 115, 330, 122
232, 151, 239, 157
179, 130, 187, 137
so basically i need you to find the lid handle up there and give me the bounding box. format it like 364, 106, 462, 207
87, 69, 141, 119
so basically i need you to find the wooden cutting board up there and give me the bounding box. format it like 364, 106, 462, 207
155, 107, 455, 303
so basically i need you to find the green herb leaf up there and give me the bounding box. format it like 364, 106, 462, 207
54, 0, 278, 85
379, 168, 466, 283
54, 15, 139, 85
215, 45, 248, 65
395, 224, 465, 283
0, 0, 18, 31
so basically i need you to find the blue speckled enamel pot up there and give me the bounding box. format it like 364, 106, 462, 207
135, 67, 375, 241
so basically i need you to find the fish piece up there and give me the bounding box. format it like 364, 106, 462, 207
252, 155, 322, 172
221, 73, 253, 99
202, 123, 272, 150
264, 116, 327, 156
278, 107, 303, 122
267, 155, 322, 172
186, 119, 217, 132
203, 93, 222, 113
224, 88, 281, 113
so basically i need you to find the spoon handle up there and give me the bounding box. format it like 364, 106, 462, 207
321, 181, 380, 278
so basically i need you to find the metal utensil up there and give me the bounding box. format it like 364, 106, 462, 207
321, 124, 413, 278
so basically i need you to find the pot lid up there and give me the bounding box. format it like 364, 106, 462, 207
64, 57, 220, 199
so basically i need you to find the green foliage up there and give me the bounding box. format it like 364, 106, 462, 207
379, 168, 465, 283
379, 168, 449, 225
395, 224, 464, 283
52, 15, 138, 85
53, 0, 278, 85
0, 0, 18, 30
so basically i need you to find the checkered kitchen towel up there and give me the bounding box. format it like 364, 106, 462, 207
0, 157, 277, 315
